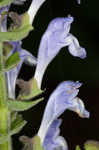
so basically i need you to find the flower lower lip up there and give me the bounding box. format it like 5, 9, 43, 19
76, 109, 90, 118
75, 82, 82, 88
75, 109, 84, 118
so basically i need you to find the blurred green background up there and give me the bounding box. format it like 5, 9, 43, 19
10, 0, 99, 150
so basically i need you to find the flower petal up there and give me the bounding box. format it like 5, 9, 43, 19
34, 16, 74, 88
6, 41, 37, 99
67, 34, 86, 59
43, 119, 68, 150
28, 0, 46, 24
68, 97, 90, 118
77, 0, 80, 4
0, 6, 9, 32
38, 81, 89, 144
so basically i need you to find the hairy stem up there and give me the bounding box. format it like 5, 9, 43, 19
0, 43, 12, 150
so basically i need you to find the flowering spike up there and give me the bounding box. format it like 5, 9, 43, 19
37, 81, 90, 149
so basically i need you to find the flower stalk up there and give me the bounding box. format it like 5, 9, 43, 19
0, 43, 12, 150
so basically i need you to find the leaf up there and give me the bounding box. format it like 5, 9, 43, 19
0, 13, 33, 42
0, 0, 12, 7
76, 145, 81, 150
18, 78, 43, 100
5, 51, 20, 71
0, 114, 26, 144
8, 98, 43, 111
11, 114, 27, 134
84, 140, 99, 150
0, 52, 20, 74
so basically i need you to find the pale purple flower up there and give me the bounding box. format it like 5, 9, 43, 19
28, 0, 46, 24
34, 16, 87, 88
0, 6, 9, 32
37, 81, 90, 150
6, 41, 37, 99
77, 0, 81, 4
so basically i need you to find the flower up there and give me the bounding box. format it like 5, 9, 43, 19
37, 81, 90, 150
28, 0, 46, 24
20, 81, 90, 150
77, 0, 81, 4
6, 41, 37, 99
34, 16, 87, 88
0, 6, 9, 32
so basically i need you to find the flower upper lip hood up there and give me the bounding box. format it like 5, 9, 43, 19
37, 81, 90, 150
47, 16, 74, 34
34, 16, 87, 88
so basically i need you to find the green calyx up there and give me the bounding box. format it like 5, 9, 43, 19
0, 13, 33, 42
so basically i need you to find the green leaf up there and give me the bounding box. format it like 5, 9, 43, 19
8, 98, 43, 111
0, 13, 33, 42
5, 51, 20, 71
18, 78, 43, 100
84, 140, 99, 150
0, 0, 12, 7
76, 145, 81, 150
11, 114, 27, 134
0, 114, 26, 144
0, 52, 20, 74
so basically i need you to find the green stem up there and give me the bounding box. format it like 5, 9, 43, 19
0, 43, 12, 150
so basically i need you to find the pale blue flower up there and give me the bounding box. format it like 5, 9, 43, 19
28, 0, 46, 24
77, 0, 80, 4
34, 16, 87, 88
38, 81, 90, 150
6, 41, 37, 99
0, 6, 9, 32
